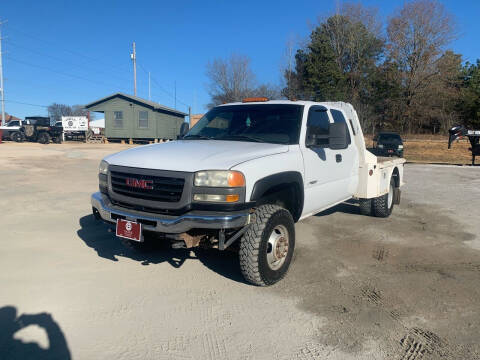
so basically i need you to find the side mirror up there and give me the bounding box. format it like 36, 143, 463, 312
178, 122, 189, 139
329, 122, 348, 150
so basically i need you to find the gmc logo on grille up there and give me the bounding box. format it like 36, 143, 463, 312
125, 178, 154, 190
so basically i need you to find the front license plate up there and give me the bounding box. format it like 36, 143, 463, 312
116, 219, 142, 242
388, 150, 393, 153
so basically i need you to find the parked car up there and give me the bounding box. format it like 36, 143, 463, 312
0, 120, 29, 142
373, 132, 404, 157
91, 99, 405, 286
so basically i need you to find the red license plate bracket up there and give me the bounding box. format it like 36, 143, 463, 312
116, 219, 142, 242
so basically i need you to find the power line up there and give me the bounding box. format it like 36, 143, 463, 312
6, 40, 132, 84
5, 55, 127, 90
138, 62, 189, 108
4, 99, 48, 108
6, 25, 131, 73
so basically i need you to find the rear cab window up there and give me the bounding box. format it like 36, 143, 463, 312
330, 109, 351, 145
306, 106, 330, 147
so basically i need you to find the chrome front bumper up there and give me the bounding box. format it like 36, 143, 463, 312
91, 192, 250, 234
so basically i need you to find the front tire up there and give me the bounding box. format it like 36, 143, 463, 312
11, 132, 24, 142
38, 132, 51, 144
372, 177, 395, 218
239, 205, 295, 286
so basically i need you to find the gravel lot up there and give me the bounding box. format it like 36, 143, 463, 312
0, 142, 479, 360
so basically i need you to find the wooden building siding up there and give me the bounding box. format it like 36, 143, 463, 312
86, 94, 185, 140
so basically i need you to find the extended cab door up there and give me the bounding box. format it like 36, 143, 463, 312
329, 109, 359, 196
300, 105, 357, 216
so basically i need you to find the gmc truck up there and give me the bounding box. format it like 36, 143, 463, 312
91, 99, 405, 286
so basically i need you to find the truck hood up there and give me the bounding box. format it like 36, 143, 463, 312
104, 140, 289, 172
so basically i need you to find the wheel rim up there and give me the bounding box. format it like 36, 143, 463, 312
266, 225, 289, 270
388, 183, 394, 208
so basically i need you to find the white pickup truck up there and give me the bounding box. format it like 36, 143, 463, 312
0, 120, 28, 141
91, 99, 405, 286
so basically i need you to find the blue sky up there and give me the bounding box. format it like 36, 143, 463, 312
2, 0, 479, 119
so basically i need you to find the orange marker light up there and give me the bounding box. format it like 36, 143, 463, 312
228, 171, 245, 187
242, 97, 269, 103
226, 194, 240, 202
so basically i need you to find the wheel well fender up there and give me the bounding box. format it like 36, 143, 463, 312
250, 171, 304, 222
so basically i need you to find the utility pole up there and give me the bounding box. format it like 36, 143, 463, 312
148, 72, 151, 100
131, 42, 137, 96
0, 21, 6, 126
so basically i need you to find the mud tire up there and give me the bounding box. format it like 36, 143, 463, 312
373, 177, 395, 218
38, 132, 51, 144
239, 204, 295, 286
359, 198, 373, 216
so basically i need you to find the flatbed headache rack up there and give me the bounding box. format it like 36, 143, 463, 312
448, 125, 480, 165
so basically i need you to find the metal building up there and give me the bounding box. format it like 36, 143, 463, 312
85, 93, 187, 140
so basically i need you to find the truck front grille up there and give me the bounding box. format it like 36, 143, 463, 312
110, 170, 185, 202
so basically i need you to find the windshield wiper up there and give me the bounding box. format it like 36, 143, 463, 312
214, 134, 263, 143
182, 134, 212, 140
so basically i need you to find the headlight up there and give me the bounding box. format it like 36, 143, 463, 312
194, 170, 245, 187
378, 144, 384, 149
398, 145, 404, 149
99, 160, 109, 175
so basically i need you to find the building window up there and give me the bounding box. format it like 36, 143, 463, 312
138, 111, 148, 128
114, 111, 123, 128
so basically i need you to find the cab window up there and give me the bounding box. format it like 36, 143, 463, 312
330, 109, 351, 145
306, 106, 330, 147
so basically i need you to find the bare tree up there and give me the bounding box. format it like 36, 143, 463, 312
387, 0, 456, 132
340, 2, 382, 38
206, 54, 256, 107
280, 36, 297, 99
48, 103, 88, 123
206, 54, 279, 107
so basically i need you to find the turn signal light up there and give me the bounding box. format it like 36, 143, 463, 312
193, 194, 240, 202
227, 171, 245, 187
226, 194, 240, 202
242, 97, 269, 103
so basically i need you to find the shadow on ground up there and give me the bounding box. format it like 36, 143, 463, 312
314, 199, 360, 217
0, 306, 71, 360
77, 214, 246, 283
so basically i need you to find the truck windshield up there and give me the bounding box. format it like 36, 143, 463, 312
185, 104, 303, 145
379, 133, 402, 142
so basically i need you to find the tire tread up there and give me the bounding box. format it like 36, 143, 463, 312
239, 204, 294, 286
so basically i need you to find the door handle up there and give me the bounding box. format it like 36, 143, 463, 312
336, 154, 342, 163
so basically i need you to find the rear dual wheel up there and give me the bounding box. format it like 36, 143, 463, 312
359, 177, 395, 218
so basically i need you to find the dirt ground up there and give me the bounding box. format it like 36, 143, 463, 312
365, 135, 474, 165
0, 142, 479, 360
